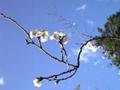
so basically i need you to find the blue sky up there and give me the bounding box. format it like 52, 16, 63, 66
0, 0, 120, 90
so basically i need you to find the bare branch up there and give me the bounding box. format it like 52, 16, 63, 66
0, 12, 29, 37
37, 66, 78, 84
0, 12, 90, 84
2, 12, 117, 84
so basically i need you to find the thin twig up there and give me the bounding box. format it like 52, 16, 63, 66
0, 12, 29, 37
0, 12, 75, 67
2, 12, 118, 84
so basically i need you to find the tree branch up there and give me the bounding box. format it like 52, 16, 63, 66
1, 12, 116, 84
0, 12, 29, 37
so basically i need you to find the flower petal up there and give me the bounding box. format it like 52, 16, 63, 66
33, 79, 42, 88
29, 31, 38, 38
50, 31, 68, 44
29, 29, 49, 43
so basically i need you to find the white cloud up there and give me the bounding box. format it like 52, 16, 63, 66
118, 70, 120, 76
76, 4, 87, 11
70, 42, 98, 63
70, 48, 89, 62
118, 70, 120, 80
72, 22, 76, 26
102, 56, 106, 60
94, 61, 100, 66
70, 48, 79, 56
84, 42, 98, 52
0, 77, 5, 86
87, 20, 95, 27
112, 0, 119, 2
68, 32, 72, 38
80, 48, 90, 62
96, 0, 104, 2
80, 53, 89, 62
96, 0, 119, 2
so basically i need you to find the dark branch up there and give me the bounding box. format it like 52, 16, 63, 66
1, 12, 116, 84
0, 12, 29, 37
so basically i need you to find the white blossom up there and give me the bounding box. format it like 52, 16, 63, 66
29, 30, 38, 39
29, 29, 49, 42
50, 32, 68, 44
33, 78, 42, 88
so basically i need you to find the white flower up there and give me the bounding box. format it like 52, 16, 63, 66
29, 30, 38, 38
29, 29, 49, 42
50, 32, 68, 44
37, 30, 49, 42
33, 78, 42, 88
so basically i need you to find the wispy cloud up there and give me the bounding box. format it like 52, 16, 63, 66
80, 47, 90, 62
70, 48, 89, 62
70, 42, 98, 63
96, 0, 104, 2
118, 70, 120, 80
70, 48, 79, 56
84, 42, 98, 52
96, 0, 119, 2
102, 56, 106, 60
118, 70, 120, 76
76, 4, 87, 11
113, 0, 119, 2
94, 61, 101, 66
87, 20, 95, 27
0, 77, 5, 86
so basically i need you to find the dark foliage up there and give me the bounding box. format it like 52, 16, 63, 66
96, 11, 120, 68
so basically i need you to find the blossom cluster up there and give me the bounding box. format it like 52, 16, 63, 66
29, 29, 68, 45
33, 78, 42, 88
30, 29, 68, 88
